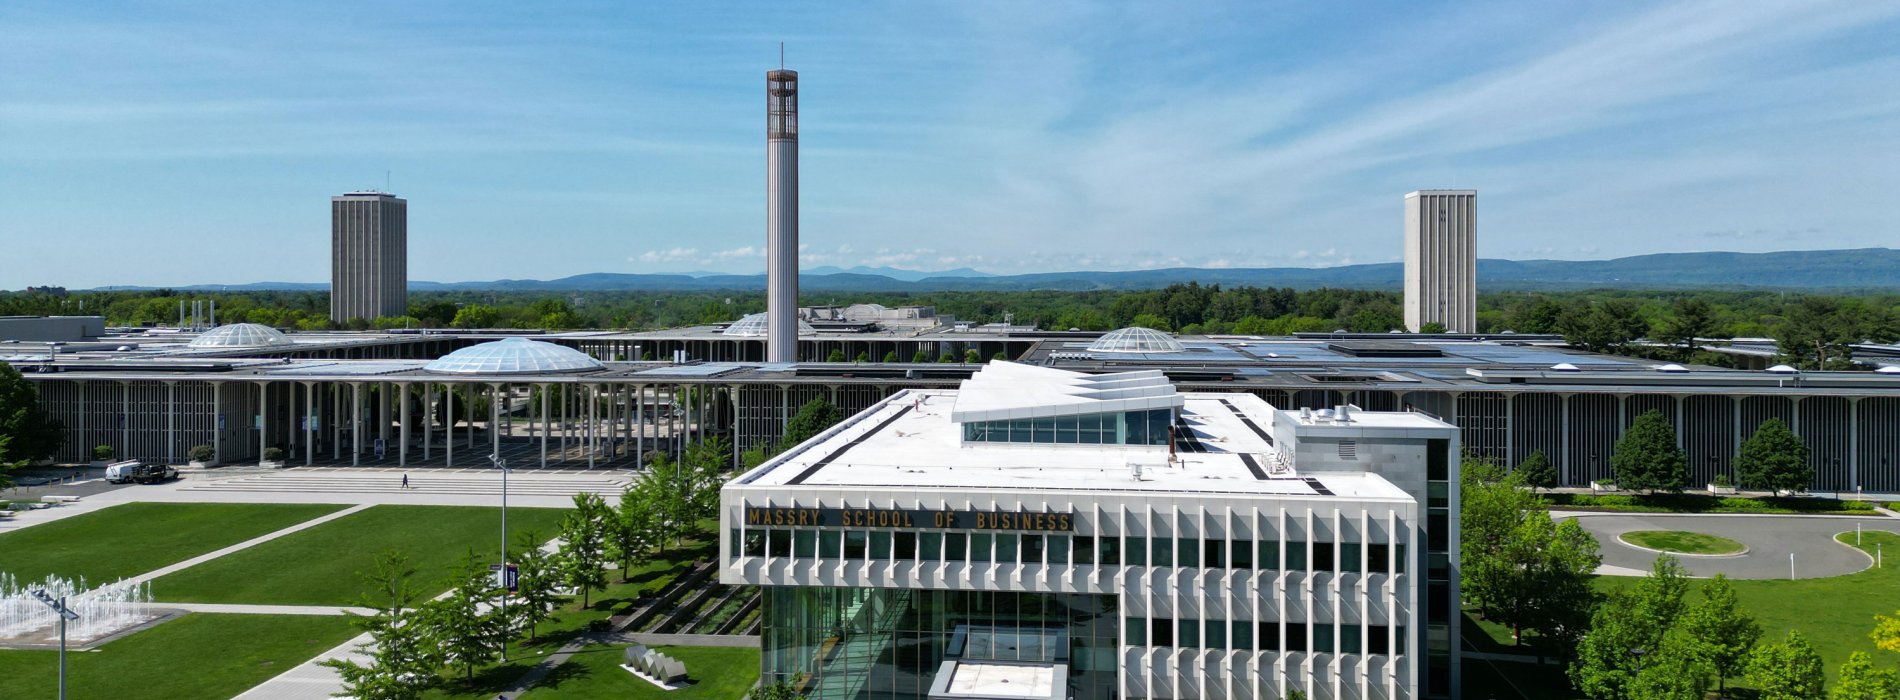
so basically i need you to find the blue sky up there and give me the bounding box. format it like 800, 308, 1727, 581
3, 1, 1898, 287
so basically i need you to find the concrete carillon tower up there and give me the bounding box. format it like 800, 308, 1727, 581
765, 68, 800, 363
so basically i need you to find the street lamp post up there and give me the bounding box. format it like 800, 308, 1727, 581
29, 589, 79, 700
489, 453, 509, 662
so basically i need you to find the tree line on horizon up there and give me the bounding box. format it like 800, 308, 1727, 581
2, 285, 1896, 370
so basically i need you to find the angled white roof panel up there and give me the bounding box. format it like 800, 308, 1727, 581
950, 361, 1183, 423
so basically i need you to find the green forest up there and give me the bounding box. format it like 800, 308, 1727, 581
3, 285, 1895, 370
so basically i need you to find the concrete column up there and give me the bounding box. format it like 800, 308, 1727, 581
258, 382, 269, 463
560, 386, 569, 462
588, 385, 597, 469
399, 383, 410, 467
1503, 392, 1514, 467
304, 382, 314, 466
635, 384, 645, 466
76, 380, 86, 464
490, 383, 502, 461
539, 384, 549, 469
379, 383, 391, 447
424, 383, 434, 461
212, 381, 222, 465
166, 381, 176, 464
446, 383, 455, 467
332, 383, 341, 461
352, 383, 363, 467
1559, 393, 1571, 485
465, 384, 475, 450
121, 381, 131, 458
1850, 397, 1860, 492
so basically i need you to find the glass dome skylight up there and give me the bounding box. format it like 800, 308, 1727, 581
722, 313, 815, 337
188, 323, 294, 348
1087, 327, 1185, 353
423, 338, 605, 375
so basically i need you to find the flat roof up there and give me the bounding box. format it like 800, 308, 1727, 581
735, 389, 1412, 501
942, 662, 1056, 699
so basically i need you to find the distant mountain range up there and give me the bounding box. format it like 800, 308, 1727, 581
86, 248, 1900, 293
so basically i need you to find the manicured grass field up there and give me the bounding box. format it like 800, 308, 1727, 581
0, 613, 359, 699
151, 505, 568, 606
1618, 529, 1746, 555
521, 645, 760, 699
0, 502, 347, 585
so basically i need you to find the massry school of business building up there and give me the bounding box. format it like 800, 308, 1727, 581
721, 362, 1461, 700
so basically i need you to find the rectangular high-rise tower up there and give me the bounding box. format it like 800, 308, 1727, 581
765, 69, 800, 363
1403, 190, 1476, 333
330, 191, 408, 323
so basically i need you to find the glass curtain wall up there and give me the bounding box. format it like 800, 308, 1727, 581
763, 587, 1118, 700
961, 408, 1173, 446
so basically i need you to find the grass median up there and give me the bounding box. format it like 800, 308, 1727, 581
1618, 529, 1746, 555
0, 502, 347, 585
151, 504, 568, 606
0, 613, 358, 699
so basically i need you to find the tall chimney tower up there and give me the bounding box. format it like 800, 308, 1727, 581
765, 68, 800, 363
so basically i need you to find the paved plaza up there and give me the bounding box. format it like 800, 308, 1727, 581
1564, 511, 1900, 579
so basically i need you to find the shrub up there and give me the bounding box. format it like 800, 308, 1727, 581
188, 444, 214, 462
92, 444, 115, 461
1711, 473, 1732, 488
262, 447, 286, 462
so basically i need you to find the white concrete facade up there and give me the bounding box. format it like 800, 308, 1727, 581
720, 366, 1460, 700
1402, 190, 1476, 334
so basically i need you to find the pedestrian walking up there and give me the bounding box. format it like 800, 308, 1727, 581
401, 473, 410, 489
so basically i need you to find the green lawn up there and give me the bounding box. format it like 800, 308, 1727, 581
151, 505, 568, 605
0, 502, 347, 585
0, 613, 359, 699
1618, 529, 1746, 555
521, 645, 759, 699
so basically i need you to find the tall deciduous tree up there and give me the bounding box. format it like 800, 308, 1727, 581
1679, 574, 1761, 698
1612, 410, 1689, 493
1659, 298, 1720, 353
780, 398, 841, 448
321, 552, 441, 700
1746, 630, 1826, 700
558, 492, 610, 608
0, 362, 62, 462
1572, 556, 1691, 699
1736, 418, 1811, 495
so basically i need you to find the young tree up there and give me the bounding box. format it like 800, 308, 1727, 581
558, 492, 610, 608
1736, 418, 1811, 495
1612, 410, 1689, 493
1746, 630, 1826, 700
510, 530, 560, 642
422, 553, 509, 680
1659, 298, 1720, 354
825, 348, 846, 362
1458, 458, 1541, 620
910, 349, 929, 363
1832, 651, 1900, 700
321, 552, 441, 700
1514, 450, 1558, 492
882, 350, 899, 363
1679, 574, 1761, 698
682, 436, 732, 529
607, 485, 651, 582
1526, 518, 1603, 661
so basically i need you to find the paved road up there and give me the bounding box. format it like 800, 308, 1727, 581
1562, 512, 1899, 579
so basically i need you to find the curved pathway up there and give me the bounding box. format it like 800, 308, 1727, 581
1560, 512, 1899, 579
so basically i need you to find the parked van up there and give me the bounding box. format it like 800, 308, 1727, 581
104, 461, 177, 484
104, 460, 144, 483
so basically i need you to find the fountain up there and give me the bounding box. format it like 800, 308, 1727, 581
0, 572, 161, 646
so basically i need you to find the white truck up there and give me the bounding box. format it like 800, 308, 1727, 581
104, 460, 177, 484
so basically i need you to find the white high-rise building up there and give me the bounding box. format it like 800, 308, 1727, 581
722, 362, 1462, 700
1402, 190, 1476, 333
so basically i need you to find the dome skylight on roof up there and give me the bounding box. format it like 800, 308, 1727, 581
1087, 327, 1185, 353
722, 313, 815, 337
1766, 364, 1800, 374
423, 338, 604, 375
188, 323, 293, 348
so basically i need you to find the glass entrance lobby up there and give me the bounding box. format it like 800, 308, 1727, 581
762, 588, 1119, 700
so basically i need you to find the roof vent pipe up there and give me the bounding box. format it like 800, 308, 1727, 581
1334, 405, 1352, 422
1300, 407, 1313, 422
